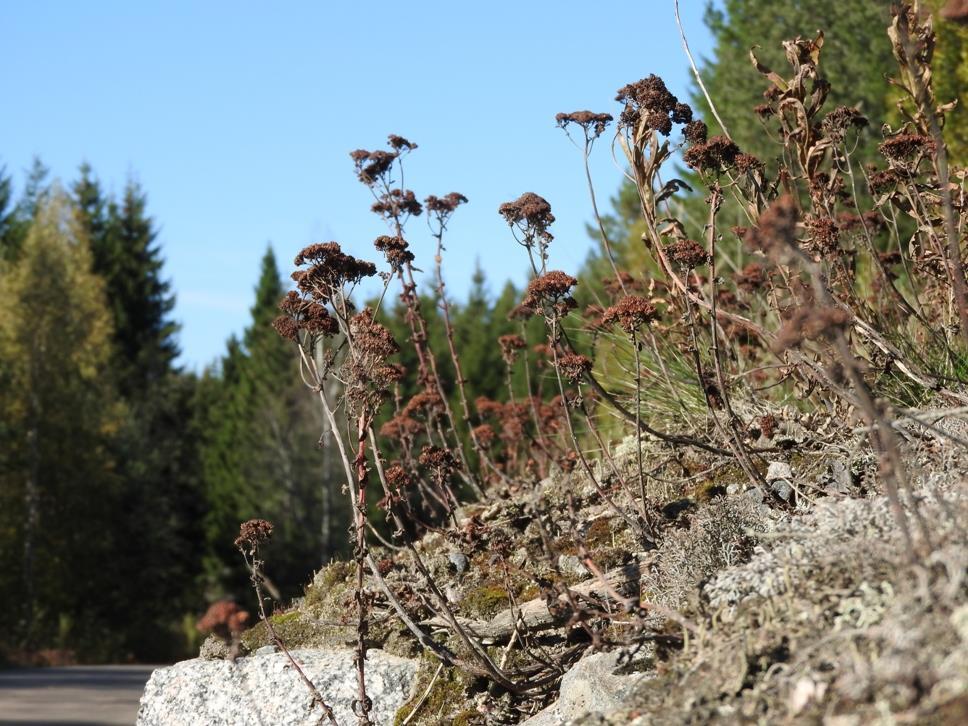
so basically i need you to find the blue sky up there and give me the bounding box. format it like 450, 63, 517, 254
1, 1, 715, 370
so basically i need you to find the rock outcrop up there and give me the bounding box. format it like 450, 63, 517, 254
137, 648, 418, 726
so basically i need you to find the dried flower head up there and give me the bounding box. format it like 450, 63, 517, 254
385, 463, 414, 490
498, 192, 555, 229
197, 600, 250, 640
387, 134, 417, 151
805, 215, 840, 255
867, 168, 900, 195
374, 235, 414, 272
683, 135, 741, 172
351, 148, 397, 185
736, 262, 767, 293
498, 334, 527, 365
683, 120, 708, 144
774, 306, 851, 352
273, 291, 339, 342
879, 133, 935, 162
556, 352, 592, 383
418, 445, 461, 484
372, 188, 423, 218
744, 195, 799, 259
425, 192, 468, 215
601, 295, 657, 334
521, 270, 578, 318
615, 75, 688, 134
822, 106, 868, 142
235, 518, 273, 551
472, 423, 497, 448
666, 239, 709, 269
294, 242, 377, 298
555, 111, 613, 138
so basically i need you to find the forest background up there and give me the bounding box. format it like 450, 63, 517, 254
1, 0, 966, 663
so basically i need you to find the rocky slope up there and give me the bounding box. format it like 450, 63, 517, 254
139, 406, 968, 724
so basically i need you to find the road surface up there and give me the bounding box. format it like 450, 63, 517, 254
0, 665, 158, 725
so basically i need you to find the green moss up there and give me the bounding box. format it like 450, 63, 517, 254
461, 585, 510, 619
240, 610, 353, 652
393, 654, 478, 725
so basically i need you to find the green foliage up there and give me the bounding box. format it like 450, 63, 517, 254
0, 190, 125, 658
698, 0, 894, 164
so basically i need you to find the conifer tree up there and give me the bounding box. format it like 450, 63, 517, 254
0, 190, 124, 657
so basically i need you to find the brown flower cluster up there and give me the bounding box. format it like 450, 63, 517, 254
555, 111, 613, 138
342, 309, 401, 413
556, 352, 592, 383
350, 149, 397, 185
472, 423, 497, 448
734, 154, 764, 174
385, 463, 414, 490
615, 75, 693, 135
601, 295, 657, 334
822, 106, 868, 142
497, 192, 555, 239
387, 134, 417, 152
425, 192, 468, 215
744, 195, 799, 259
272, 291, 339, 342
197, 600, 250, 640
402, 388, 445, 421
666, 239, 709, 269
372, 188, 422, 218
293, 242, 377, 298
418, 445, 461, 483
520, 270, 578, 318
805, 215, 840, 255
683, 120, 708, 144
879, 133, 935, 162
835, 211, 885, 236
774, 306, 851, 351
498, 334, 527, 364
867, 168, 900, 195
736, 262, 768, 293
235, 518, 273, 551
374, 235, 414, 272
683, 135, 741, 173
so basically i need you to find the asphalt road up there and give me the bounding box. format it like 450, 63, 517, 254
0, 665, 158, 726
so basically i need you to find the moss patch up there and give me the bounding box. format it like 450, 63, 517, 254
393, 654, 479, 725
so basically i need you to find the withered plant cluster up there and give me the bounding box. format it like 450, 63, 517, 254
234, 3, 966, 722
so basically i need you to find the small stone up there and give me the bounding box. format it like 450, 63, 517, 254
254, 645, 277, 656
198, 634, 228, 660
766, 461, 793, 482
771, 478, 793, 501
558, 554, 587, 579
447, 551, 469, 575
445, 586, 462, 605
726, 483, 742, 496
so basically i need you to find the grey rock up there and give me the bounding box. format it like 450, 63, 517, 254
766, 461, 793, 482
447, 551, 469, 575
138, 648, 418, 726
521, 702, 562, 725
557, 651, 650, 721
558, 554, 587, 579
254, 645, 277, 656
771, 478, 793, 502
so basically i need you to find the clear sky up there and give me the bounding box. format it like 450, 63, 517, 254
1, 1, 715, 370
